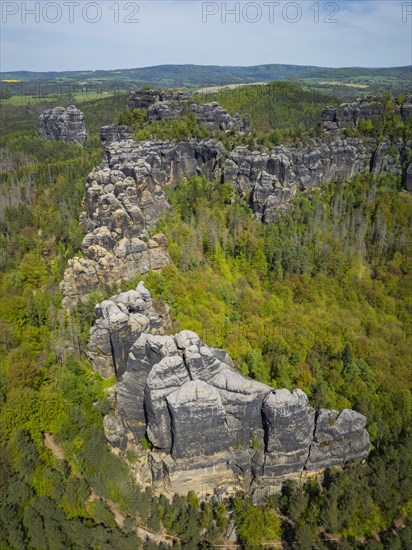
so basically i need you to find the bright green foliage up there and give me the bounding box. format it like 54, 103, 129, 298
140, 436, 151, 450
119, 106, 255, 150
144, 174, 411, 438
195, 81, 339, 142
118, 106, 148, 127
233, 497, 282, 547
135, 114, 200, 141
0, 385, 64, 446
0, 93, 411, 549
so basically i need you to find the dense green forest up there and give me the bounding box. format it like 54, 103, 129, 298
0, 89, 411, 549
195, 81, 339, 134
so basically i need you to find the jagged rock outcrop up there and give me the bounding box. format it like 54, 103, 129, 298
189, 102, 250, 133
320, 96, 412, 132
38, 105, 87, 144
61, 133, 411, 307
88, 284, 370, 499
400, 102, 412, 122
129, 88, 249, 133
87, 281, 169, 378
305, 409, 370, 470
117, 333, 178, 440
226, 137, 375, 221
103, 414, 128, 450
262, 389, 316, 477
320, 98, 384, 132
145, 355, 191, 450
404, 161, 412, 192
129, 89, 191, 111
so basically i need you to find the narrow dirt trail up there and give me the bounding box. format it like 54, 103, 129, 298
43, 434, 179, 546
44, 433, 65, 460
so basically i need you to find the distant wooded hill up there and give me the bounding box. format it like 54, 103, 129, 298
1, 63, 411, 97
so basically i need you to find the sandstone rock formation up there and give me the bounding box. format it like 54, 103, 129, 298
86, 281, 169, 378
189, 102, 250, 133
88, 284, 370, 499
61, 92, 411, 308
60, 136, 226, 308
400, 102, 412, 122
226, 137, 374, 221
100, 124, 131, 146
129, 89, 191, 111
129, 88, 249, 133
405, 162, 412, 192
38, 105, 87, 144
320, 98, 385, 132
320, 96, 412, 132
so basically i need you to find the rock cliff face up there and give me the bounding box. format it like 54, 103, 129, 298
320, 98, 385, 132
38, 105, 87, 144
86, 280, 170, 379
129, 89, 191, 111
226, 137, 373, 221
189, 102, 250, 133
89, 284, 370, 499
100, 125, 131, 146
405, 162, 412, 192
61, 136, 226, 308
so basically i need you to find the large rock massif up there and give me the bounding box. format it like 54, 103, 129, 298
38, 105, 87, 144
58, 90, 408, 498
60, 136, 226, 308
88, 283, 370, 499
61, 93, 412, 308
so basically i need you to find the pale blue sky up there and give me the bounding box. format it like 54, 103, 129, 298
1, 1, 411, 71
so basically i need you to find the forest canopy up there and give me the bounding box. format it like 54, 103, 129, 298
0, 88, 411, 550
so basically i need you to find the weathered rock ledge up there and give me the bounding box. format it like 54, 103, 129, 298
128, 88, 249, 133
60, 136, 227, 308
38, 105, 87, 144
320, 95, 412, 132
89, 283, 370, 500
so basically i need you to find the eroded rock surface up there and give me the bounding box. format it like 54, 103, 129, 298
100, 125, 131, 146
226, 137, 373, 221
306, 408, 371, 470
262, 389, 316, 477
320, 98, 385, 132
189, 102, 250, 133
320, 96, 412, 132
61, 136, 226, 308
38, 105, 87, 144
88, 284, 370, 499
87, 281, 169, 378
404, 161, 412, 192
